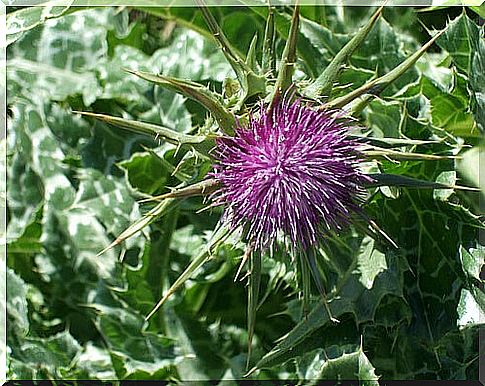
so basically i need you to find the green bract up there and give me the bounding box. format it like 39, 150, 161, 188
6, 4, 484, 381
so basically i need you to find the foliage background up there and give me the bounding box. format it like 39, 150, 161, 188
5, 4, 485, 381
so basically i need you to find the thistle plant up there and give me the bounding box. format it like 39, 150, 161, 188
74, 3, 481, 372
211, 99, 370, 254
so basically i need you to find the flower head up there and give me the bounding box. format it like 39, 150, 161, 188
211, 99, 369, 253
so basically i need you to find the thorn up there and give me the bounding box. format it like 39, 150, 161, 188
195, 202, 220, 214
234, 244, 252, 282
119, 248, 127, 263
96, 240, 118, 257
174, 142, 183, 158
369, 219, 399, 249
244, 366, 257, 378
239, 270, 251, 282
122, 67, 137, 75
145, 293, 170, 321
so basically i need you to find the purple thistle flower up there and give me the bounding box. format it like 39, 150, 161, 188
211, 99, 370, 253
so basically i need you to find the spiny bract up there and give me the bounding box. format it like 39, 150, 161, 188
211, 99, 371, 253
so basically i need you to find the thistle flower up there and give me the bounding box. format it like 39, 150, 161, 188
211, 99, 370, 253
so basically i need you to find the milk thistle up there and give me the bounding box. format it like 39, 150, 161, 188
211, 99, 370, 254
86, 3, 463, 346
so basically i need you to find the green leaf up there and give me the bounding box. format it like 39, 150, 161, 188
298, 346, 380, 383
72, 168, 144, 248
365, 183, 483, 377
436, 12, 475, 74
96, 44, 154, 105
7, 9, 116, 105
355, 237, 387, 290
395, 73, 478, 137
92, 304, 177, 379
162, 306, 225, 380
8, 99, 77, 211
151, 28, 235, 82
436, 13, 485, 132
118, 151, 169, 195
252, 245, 405, 371
8, 58, 100, 106
434, 324, 480, 379
6, 269, 29, 339
459, 245, 485, 283
66, 342, 117, 379
433, 171, 456, 201
457, 288, 485, 327
362, 99, 402, 138
7, 199, 43, 256
6, 2, 77, 46
10, 331, 81, 379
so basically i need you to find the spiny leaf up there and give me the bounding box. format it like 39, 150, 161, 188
145, 223, 232, 321
126, 69, 236, 135
269, 4, 299, 108
139, 179, 220, 203
262, 7, 276, 76
196, 1, 266, 106
75, 111, 214, 156
246, 34, 259, 72
196, 1, 250, 75
362, 146, 460, 162
349, 135, 440, 148
366, 173, 480, 192
303, 4, 384, 99
324, 26, 448, 109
